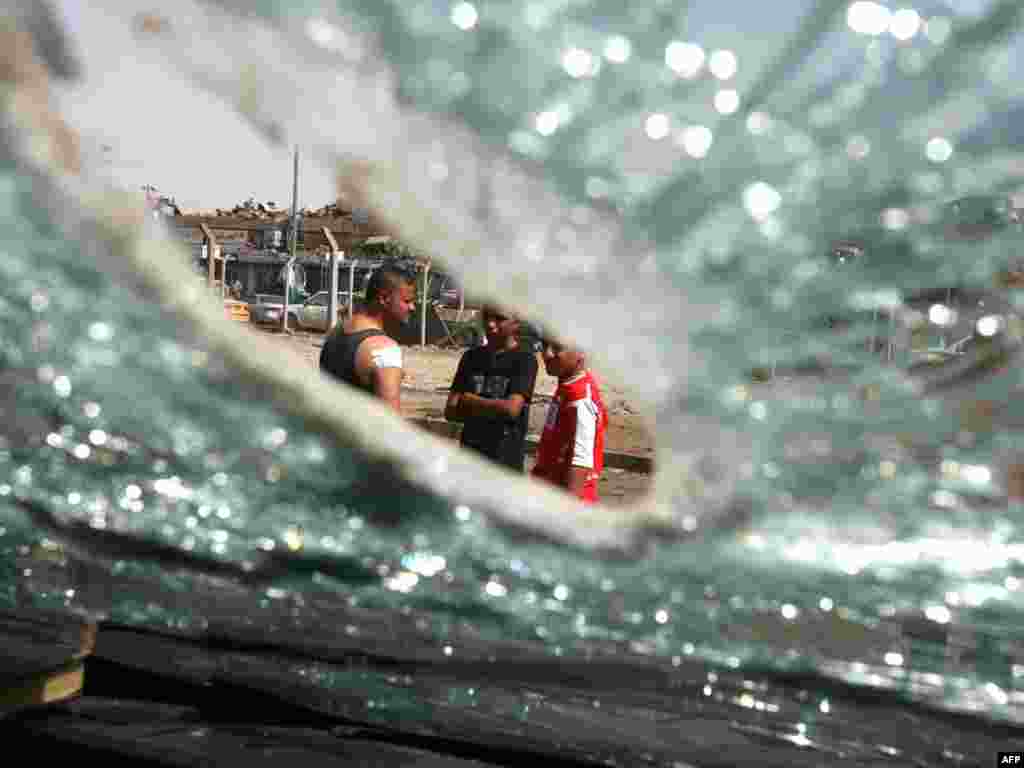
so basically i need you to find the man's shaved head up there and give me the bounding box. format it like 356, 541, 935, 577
365, 264, 416, 304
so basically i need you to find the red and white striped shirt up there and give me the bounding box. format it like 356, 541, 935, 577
532, 370, 607, 503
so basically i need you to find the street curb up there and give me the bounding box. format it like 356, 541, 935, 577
410, 417, 654, 474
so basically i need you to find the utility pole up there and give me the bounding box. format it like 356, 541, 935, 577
351, 208, 369, 321
322, 227, 342, 332
420, 256, 431, 347
290, 146, 299, 254
282, 146, 299, 333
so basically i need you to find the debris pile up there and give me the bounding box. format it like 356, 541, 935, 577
186, 198, 358, 220
207, 198, 289, 220
303, 201, 351, 218
178, 197, 395, 244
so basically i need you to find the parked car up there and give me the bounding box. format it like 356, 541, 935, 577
248, 294, 287, 326
433, 277, 464, 307
295, 291, 355, 331
440, 286, 462, 306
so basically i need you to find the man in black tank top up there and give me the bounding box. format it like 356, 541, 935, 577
319, 264, 417, 412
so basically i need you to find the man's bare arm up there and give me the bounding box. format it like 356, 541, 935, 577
457, 393, 526, 421
444, 392, 464, 422
373, 366, 403, 413
358, 337, 404, 413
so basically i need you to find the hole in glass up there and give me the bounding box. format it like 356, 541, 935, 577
183, 214, 655, 508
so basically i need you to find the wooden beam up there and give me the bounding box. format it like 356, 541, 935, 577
200, 224, 220, 289
420, 258, 431, 347
175, 219, 280, 233
320, 226, 340, 253
173, 215, 382, 235
198, 223, 218, 247
177, 221, 384, 248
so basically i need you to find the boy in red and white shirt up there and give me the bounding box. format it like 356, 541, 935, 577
531, 338, 608, 503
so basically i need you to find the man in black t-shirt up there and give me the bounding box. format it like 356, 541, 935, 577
444, 306, 539, 471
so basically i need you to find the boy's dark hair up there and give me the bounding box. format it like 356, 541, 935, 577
533, 324, 559, 350
517, 319, 545, 353
365, 264, 416, 304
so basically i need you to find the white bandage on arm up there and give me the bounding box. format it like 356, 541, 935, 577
370, 345, 403, 369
